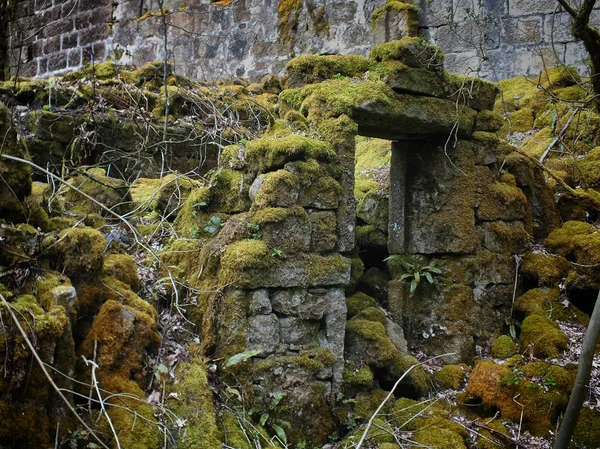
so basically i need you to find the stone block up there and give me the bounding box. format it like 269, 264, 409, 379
251, 170, 300, 208
502, 16, 543, 46
279, 317, 320, 346
249, 289, 271, 315
510, 0, 559, 16
476, 179, 527, 221
406, 142, 480, 254
373, 3, 418, 46
247, 314, 280, 355
254, 209, 311, 255
272, 288, 328, 320
309, 210, 337, 253
482, 220, 530, 254
543, 11, 574, 43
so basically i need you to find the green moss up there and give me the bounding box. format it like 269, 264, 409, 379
370, 37, 440, 70
520, 127, 555, 159
574, 407, 600, 447
521, 252, 570, 287
102, 254, 141, 291
475, 109, 504, 132
168, 357, 222, 448
352, 389, 390, 420
93, 61, 118, 79
346, 292, 377, 318
219, 410, 251, 449
356, 225, 388, 249
343, 362, 374, 388
253, 170, 300, 208
174, 187, 212, 237
352, 306, 387, 325
355, 137, 391, 173
219, 239, 274, 285
285, 54, 371, 87
434, 364, 470, 389
306, 253, 350, 285
372, 2, 418, 33
211, 168, 251, 213
348, 257, 365, 293
250, 205, 306, 224
61, 168, 131, 216
54, 227, 106, 280
545, 220, 600, 265
414, 425, 466, 449
355, 179, 380, 200
245, 134, 335, 174
514, 287, 587, 324
343, 418, 395, 445
130, 174, 203, 216
578, 146, 600, 188
519, 314, 568, 358
490, 335, 517, 359
477, 181, 527, 221
346, 319, 397, 365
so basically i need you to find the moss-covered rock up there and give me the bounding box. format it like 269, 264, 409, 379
245, 134, 335, 174
467, 360, 569, 436
519, 314, 568, 358
285, 54, 371, 88
371, 37, 443, 72
168, 357, 222, 448
490, 335, 517, 359
346, 292, 378, 318
54, 227, 106, 280
102, 253, 141, 291
59, 168, 132, 216
434, 364, 470, 389
477, 181, 527, 221
521, 251, 570, 286
251, 169, 300, 208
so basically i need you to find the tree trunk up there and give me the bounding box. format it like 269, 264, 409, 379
553, 289, 600, 449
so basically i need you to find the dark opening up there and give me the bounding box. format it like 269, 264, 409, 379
566, 287, 598, 315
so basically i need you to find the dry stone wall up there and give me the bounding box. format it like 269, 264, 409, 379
4, 0, 600, 81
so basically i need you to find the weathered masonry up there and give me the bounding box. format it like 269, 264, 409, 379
2, 0, 600, 81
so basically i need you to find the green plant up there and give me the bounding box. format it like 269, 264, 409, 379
248, 391, 290, 445
385, 256, 441, 296
498, 367, 524, 387
271, 248, 283, 257
247, 222, 262, 240
203, 215, 222, 234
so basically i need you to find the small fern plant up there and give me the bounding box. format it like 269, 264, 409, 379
385, 255, 442, 297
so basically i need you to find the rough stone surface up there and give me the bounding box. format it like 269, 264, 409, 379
247, 314, 280, 355
7, 0, 595, 82
248, 289, 271, 315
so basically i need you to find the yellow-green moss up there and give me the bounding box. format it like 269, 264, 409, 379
219, 239, 274, 285
219, 410, 251, 449
520, 314, 568, 358
277, 0, 302, 45
370, 37, 439, 69
352, 306, 387, 325
352, 389, 390, 420
245, 134, 335, 173
346, 319, 396, 365
343, 362, 374, 388
285, 54, 371, 87
346, 292, 377, 318
253, 170, 300, 208
372, 2, 418, 33
490, 335, 517, 359
521, 252, 570, 286
355, 137, 391, 173
168, 357, 222, 449
545, 220, 600, 265
55, 227, 106, 280
356, 225, 388, 249
574, 407, 600, 447
174, 187, 212, 236
434, 364, 470, 389
414, 426, 467, 449
102, 253, 141, 291
343, 418, 395, 445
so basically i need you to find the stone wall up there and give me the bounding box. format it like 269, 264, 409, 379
4, 0, 600, 81
418, 0, 600, 81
